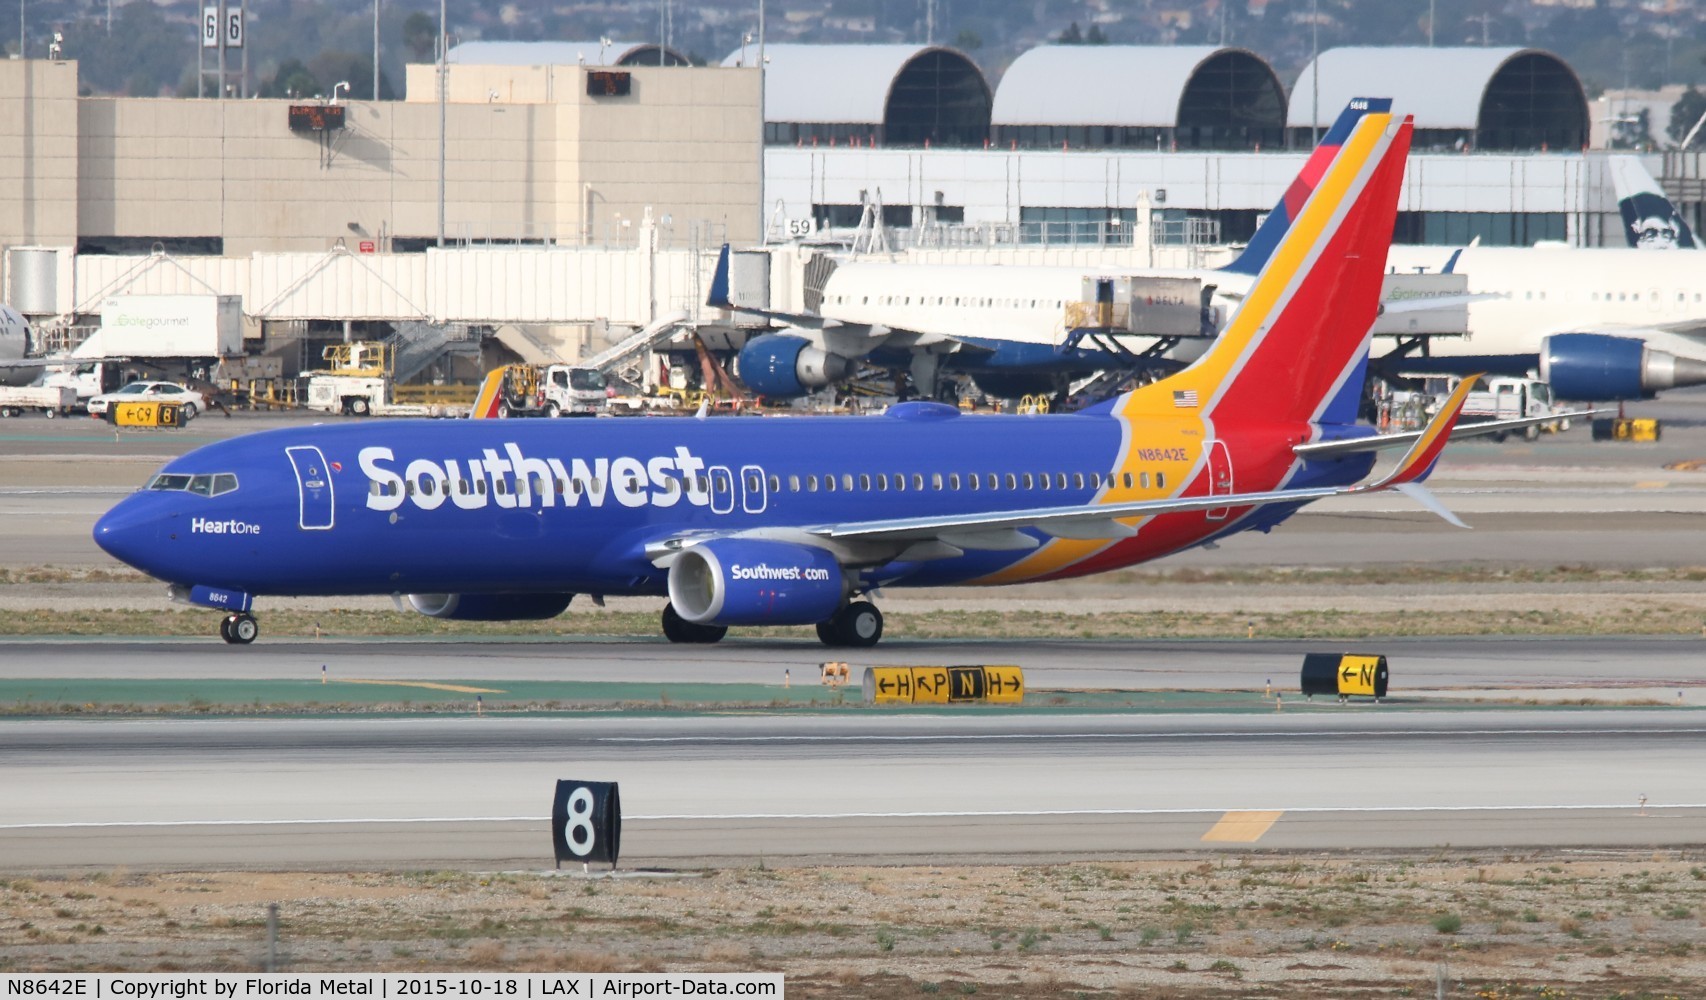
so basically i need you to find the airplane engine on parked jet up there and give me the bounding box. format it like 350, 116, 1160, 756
736, 334, 853, 398
403, 593, 575, 620
1540, 333, 1706, 401
667, 540, 845, 626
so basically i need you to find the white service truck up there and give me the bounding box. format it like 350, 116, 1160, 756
1462, 376, 1567, 441
478, 364, 610, 417
0, 384, 76, 417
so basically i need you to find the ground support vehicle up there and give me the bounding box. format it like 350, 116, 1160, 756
0, 385, 75, 417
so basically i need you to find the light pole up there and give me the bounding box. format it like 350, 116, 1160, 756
1309, 0, 1319, 146
437, 0, 446, 247
372, 0, 380, 100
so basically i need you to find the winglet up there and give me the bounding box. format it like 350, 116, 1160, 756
1364, 374, 1482, 490
707, 243, 733, 308
468, 367, 506, 420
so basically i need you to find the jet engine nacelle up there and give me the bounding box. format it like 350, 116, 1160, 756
1540, 333, 1706, 401
403, 593, 575, 621
666, 539, 844, 626
737, 334, 853, 398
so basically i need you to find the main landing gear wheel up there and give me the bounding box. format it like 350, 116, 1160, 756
221, 613, 259, 645
817, 601, 883, 648
660, 603, 727, 644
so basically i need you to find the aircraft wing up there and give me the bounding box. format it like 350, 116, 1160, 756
0, 355, 129, 368
815, 381, 1478, 549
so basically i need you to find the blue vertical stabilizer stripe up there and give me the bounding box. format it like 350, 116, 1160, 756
1220, 98, 1392, 277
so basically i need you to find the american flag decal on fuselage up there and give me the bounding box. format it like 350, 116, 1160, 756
1173, 389, 1198, 408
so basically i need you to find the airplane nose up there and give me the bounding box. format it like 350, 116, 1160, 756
93, 496, 164, 574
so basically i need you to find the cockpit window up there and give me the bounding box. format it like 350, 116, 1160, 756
148, 472, 239, 496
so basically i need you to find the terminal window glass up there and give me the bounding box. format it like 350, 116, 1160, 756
1019, 207, 1136, 246
1392, 211, 1565, 248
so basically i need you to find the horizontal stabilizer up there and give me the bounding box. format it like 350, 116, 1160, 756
1295, 408, 1605, 460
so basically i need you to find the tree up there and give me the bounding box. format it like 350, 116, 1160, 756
260, 58, 321, 99
1058, 21, 1083, 44
1086, 24, 1108, 44
954, 28, 982, 51
1609, 108, 1652, 151
1669, 87, 1706, 147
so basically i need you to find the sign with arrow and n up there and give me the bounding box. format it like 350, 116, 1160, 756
863, 666, 1024, 705
1300, 653, 1389, 701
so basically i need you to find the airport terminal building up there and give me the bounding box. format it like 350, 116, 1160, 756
0, 41, 1694, 364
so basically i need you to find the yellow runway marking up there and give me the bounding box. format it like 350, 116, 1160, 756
332, 679, 505, 694
1634, 481, 1669, 489
1201, 810, 1284, 843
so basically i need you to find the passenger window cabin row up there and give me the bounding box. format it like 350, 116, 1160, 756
372, 468, 1168, 500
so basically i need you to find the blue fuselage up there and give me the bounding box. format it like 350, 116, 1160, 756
93, 406, 1375, 599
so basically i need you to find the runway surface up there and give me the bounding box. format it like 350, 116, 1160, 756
2, 712, 1701, 870
5, 634, 1706, 694
4, 407, 1706, 871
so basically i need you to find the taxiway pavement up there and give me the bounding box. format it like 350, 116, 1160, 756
2, 712, 1700, 870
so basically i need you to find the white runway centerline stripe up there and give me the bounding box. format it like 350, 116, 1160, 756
3, 802, 1702, 830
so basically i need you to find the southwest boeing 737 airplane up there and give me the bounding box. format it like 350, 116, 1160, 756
97, 108, 1509, 647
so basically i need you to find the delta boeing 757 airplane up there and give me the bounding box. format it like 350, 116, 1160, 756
96, 107, 1513, 647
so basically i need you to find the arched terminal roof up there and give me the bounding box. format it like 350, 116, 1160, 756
722, 44, 991, 146
448, 40, 689, 68
1289, 47, 1587, 150
995, 46, 1281, 126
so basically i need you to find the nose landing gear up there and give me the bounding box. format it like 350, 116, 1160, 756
219, 613, 260, 644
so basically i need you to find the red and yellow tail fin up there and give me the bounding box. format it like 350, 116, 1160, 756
469, 368, 507, 420
1121, 110, 1413, 427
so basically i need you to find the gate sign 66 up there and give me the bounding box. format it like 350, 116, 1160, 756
551, 779, 622, 868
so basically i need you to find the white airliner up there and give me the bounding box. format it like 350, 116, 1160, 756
1383, 243, 1706, 399
0, 305, 34, 387
728, 99, 1466, 400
